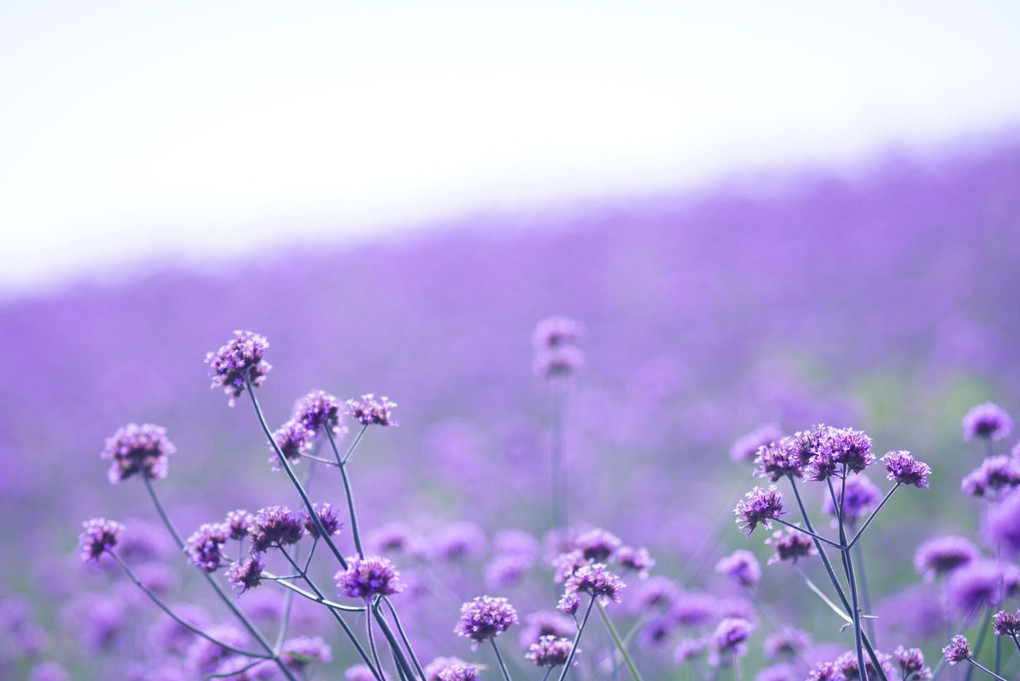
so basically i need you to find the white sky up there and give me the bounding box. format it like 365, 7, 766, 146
2, 1, 1020, 294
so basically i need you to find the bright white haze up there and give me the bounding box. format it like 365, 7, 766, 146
2, 1, 1020, 293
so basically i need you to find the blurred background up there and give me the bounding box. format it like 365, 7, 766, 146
2, 2, 1020, 679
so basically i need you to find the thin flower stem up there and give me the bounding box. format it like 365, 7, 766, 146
343, 424, 369, 464
965, 604, 995, 681
852, 540, 876, 644
382, 596, 427, 680
832, 472, 868, 681
490, 639, 514, 681
264, 573, 365, 612
141, 476, 300, 681
967, 658, 1008, 681
847, 484, 900, 550
995, 634, 1002, 677
366, 598, 386, 677
557, 596, 596, 681
794, 565, 850, 623
550, 378, 566, 528
297, 452, 339, 466
325, 427, 365, 557
1011, 635, 1020, 654
541, 668, 554, 681
772, 518, 842, 549
110, 552, 269, 659
275, 461, 317, 653
206, 659, 266, 678
596, 600, 644, 681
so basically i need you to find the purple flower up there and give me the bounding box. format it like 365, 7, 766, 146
281, 635, 332, 669
947, 560, 1011, 614
670, 590, 719, 627
269, 420, 315, 470
101, 423, 175, 484
943, 635, 971, 664
336, 555, 404, 599
519, 610, 576, 647
346, 393, 397, 427
615, 545, 655, 578
755, 439, 804, 482
914, 535, 979, 581
484, 553, 533, 589
820, 475, 881, 523
755, 663, 797, 681
300, 503, 342, 540
454, 596, 518, 644
248, 506, 304, 552
437, 665, 480, 681
834, 650, 895, 680
763, 627, 811, 659
881, 450, 932, 488
557, 592, 580, 615
186, 625, 249, 676
185, 523, 229, 572
366, 522, 423, 556
552, 549, 588, 582
961, 455, 1020, 498
628, 577, 678, 614
79, 518, 123, 562
893, 646, 932, 680
715, 550, 761, 588
432, 521, 485, 561
424, 657, 471, 681
572, 527, 622, 562
534, 346, 585, 378
963, 402, 1013, 441
526, 635, 575, 667
765, 528, 816, 564
205, 330, 272, 405
806, 662, 840, 681
730, 424, 783, 464
821, 426, 875, 475
226, 554, 264, 593
224, 510, 252, 540
293, 390, 346, 436
345, 664, 377, 681
709, 617, 754, 663
734, 486, 786, 536
674, 638, 706, 664
532, 317, 584, 349
564, 563, 625, 605
993, 609, 1020, 637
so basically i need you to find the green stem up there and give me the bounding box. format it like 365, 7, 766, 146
597, 600, 644, 681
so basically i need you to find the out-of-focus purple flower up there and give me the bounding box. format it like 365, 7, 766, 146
300, 503, 342, 540
366, 522, 423, 557
345, 664, 378, 681
670, 590, 719, 628
834, 650, 895, 680
881, 451, 932, 488
962, 455, 1020, 498
805, 661, 840, 681
572, 527, 622, 562
150, 603, 209, 654
822, 426, 875, 475
674, 637, 706, 664
526, 635, 575, 668
493, 529, 540, 560
437, 664, 480, 681
557, 592, 580, 615
715, 550, 761, 588
532, 317, 584, 349
346, 394, 397, 427
709, 617, 754, 665
249, 506, 304, 552
184, 522, 228, 572
336, 555, 404, 599
532, 317, 584, 378
821, 475, 881, 523
484, 553, 534, 589
293, 390, 346, 436
734, 486, 786, 536
224, 510, 253, 540
993, 609, 1020, 637
763, 627, 812, 659
424, 657, 471, 681
564, 563, 625, 605
914, 535, 979, 581
756, 663, 797, 681
986, 490, 1020, 553
765, 527, 816, 564
534, 346, 585, 378
628, 577, 677, 614
636, 616, 677, 648
519, 610, 575, 647
226, 554, 264, 593
552, 549, 588, 583
731, 424, 783, 464
101, 423, 175, 484
281, 635, 332, 669
205, 330, 271, 405
755, 439, 803, 482
963, 402, 1013, 441
943, 635, 971, 664
28, 662, 70, 681
947, 560, 1011, 614
186, 624, 249, 675
79, 518, 123, 562
269, 420, 315, 470
433, 521, 485, 561
615, 545, 654, 578
893, 646, 932, 680
454, 596, 518, 644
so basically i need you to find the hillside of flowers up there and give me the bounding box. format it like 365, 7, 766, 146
2, 141, 1020, 680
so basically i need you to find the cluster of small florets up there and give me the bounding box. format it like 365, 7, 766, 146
833, 650, 895, 680
205, 330, 272, 404
79, 518, 123, 562
563, 563, 625, 605
532, 316, 585, 377
892, 646, 932, 680
226, 554, 265, 593
708, 617, 754, 664
946, 560, 1018, 615
615, 545, 655, 577
815, 426, 875, 476
101, 423, 175, 484
436, 664, 480, 681
734, 486, 786, 536
714, 550, 761, 588
519, 610, 575, 648
881, 450, 931, 488
765, 528, 816, 564
346, 393, 398, 427
454, 596, 518, 644
571, 527, 622, 561
731, 424, 783, 463
993, 609, 1020, 638
269, 420, 315, 470
300, 503, 342, 539
293, 390, 345, 436
184, 522, 230, 572
961, 455, 1020, 498
280, 635, 333, 670
820, 475, 881, 523
754, 440, 804, 482
248, 506, 305, 553
423, 656, 472, 681
943, 634, 972, 664
224, 509, 253, 540
963, 402, 1013, 441
335, 555, 404, 599
525, 634, 574, 668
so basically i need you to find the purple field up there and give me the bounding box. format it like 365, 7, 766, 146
2, 140, 1020, 680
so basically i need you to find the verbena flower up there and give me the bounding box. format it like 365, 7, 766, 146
709, 617, 754, 665
755, 439, 804, 481
184, 523, 229, 572
821, 426, 874, 475
335, 555, 404, 599
346, 393, 397, 427
714, 550, 761, 588
834, 650, 895, 680
572, 527, 622, 561
557, 592, 580, 615
437, 664, 480, 681
366, 522, 423, 557
424, 657, 470, 681
734, 486, 786, 536
532, 317, 584, 349
300, 503, 342, 539
484, 553, 533, 589
963, 402, 1013, 441
454, 596, 518, 644
615, 545, 654, 578
532, 317, 584, 378
248, 506, 304, 552
806, 661, 839, 681
674, 638, 706, 664
293, 390, 345, 436
552, 549, 588, 582
731, 424, 783, 464
79, 518, 123, 562
765, 528, 816, 564
993, 609, 1020, 637
564, 563, 625, 605
763, 627, 811, 659
269, 420, 315, 470
223, 510, 253, 540
882, 450, 932, 488
519, 610, 575, 647
893, 645, 932, 680
947, 560, 1013, 614
281, 635, 332, 669
942, 635, 971, 664
226, 554, 264, 593
534, 346, 585, 378
913, 535, 979, 581
961, 455, 1020, 498
101, 423, 175, 484
433, 521, 485, 561
526, 635, 575, 668
986, 490, 1020, 553
205, 330, 271, 405
345, 664, 377, 681
670, 590, 719, 627
820, 475, 881, 523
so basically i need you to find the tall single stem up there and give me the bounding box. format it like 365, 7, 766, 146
325, 427, 365, 557
831, 472, 868, 681
965, 605, 994, 681
557, 596, 596, 681
490, 639, 514, 681
366, 598, 385, 676
597, 600, 644, 681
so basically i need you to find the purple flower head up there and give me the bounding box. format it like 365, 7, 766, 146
101, 423, 175, 484
224, 510, 252, 540
293, 390, 346, 436
765, 528, 816, 565
629, 577, 678, 614
820, 426, 875, 475
281, 635, 332, 669
914, 535, 979, 581
557, 591, 580, 615
205, 330, 271, 405
493, 529, 541, 560
993, 609, 1020, 637
731, 424, 783, 464
300, 503, 342, 540
755, 439, 804, 482
565, 563, 625, 605
715, 550, 761, 588
572, 527, 622, 562
881, 451, 932, 489
943, 635, 971, 664
534, 346, 585, 378
433, 521, 485, 561
249, 506, 304, 552
519, 610, 576, 647
615, 545, 655, 578
835, 650, 895, 680
345, 664, 378, 681
186, 624, 249, 675
454, 596, 518, 644
424, 657, 470, 681
670, 590, 719, 628
763, 627, 811, 659
484, 553, 534, 589
755, 663, 798, 681
674, 637, 706, 664
893, 646, 932, 680
336, 555, 404, 599
79, 518, 123, 562
227, 554, 264, 593
821, 475, 881, 523
366, 522, 423, 557
637, 616, 677, 648
346, 393, 397, 427
185, 522, 229, 572
532, 316, 584, 349
806, 662, 840, 681
436, 665, 479, 681
986, 490, 1020, 553
269, 420, 314, 470
526, 635, 575, 668
28, 662, 70, 681
734, 486, 786, 536
947, 560, 1010, 614
963, 402, 1013, 441
710, 617, 754, 663
961, 455, 1020, 498
552, 549, 588, 583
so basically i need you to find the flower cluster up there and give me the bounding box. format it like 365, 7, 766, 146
734, 486, 786, 536
205, 330, 272, 404
532, 316, 585, 377
101, 423, 175, 484
346, 393, 398, 427
79, 518, 123, 562
962, 402, 1013, 441
454, 596, 518, 644
335, 555, 404, 599
526, 635, 574, 668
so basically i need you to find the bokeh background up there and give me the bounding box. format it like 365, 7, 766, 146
2, 2, 1020, 679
